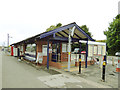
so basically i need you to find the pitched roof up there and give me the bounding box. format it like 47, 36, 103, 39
11, 22, 94, 46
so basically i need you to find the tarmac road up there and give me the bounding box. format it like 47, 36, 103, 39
2, 51, 50, 88
1, 51, 111, 88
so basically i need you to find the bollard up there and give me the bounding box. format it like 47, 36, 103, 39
78, 42, 81, 74
78, 58, 81, 74
102, 56, 106, 82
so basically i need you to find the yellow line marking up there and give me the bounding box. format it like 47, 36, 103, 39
62, 64, 75, 67
64, 67, 84, 72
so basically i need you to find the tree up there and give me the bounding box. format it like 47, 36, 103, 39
104, 14, 120, 55
96, 40, 106, 42
46, 23, 62, 32
80, 25, 93, 37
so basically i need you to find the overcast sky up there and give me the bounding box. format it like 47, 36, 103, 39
0, 0, 119, 46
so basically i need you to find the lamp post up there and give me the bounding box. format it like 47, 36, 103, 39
68, 26, 75, 71
7, 34, 12, 51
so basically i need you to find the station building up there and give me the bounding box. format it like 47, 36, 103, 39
10, 22, 95, 69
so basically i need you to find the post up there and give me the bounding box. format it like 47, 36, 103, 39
7, 34, 9, 46
7, 34, 9, 51
68, 29, 71, 71
102, 55, 106, 82
78, 42, 82, 74
85, 40, 88, 68
35, 43, 37, 60
18, 48, 20, 57
55, 42, 57, 62
47, 40, 49, 70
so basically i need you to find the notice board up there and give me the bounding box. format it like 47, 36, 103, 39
36, 52, 43, 63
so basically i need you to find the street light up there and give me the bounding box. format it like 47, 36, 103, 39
7, 34, 12, 51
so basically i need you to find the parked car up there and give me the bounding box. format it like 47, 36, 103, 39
115, 52, 120, 56
72, 48, 79, 54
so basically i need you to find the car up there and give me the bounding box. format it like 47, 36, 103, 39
72, 48, 79, 54
115, 52, 120, 56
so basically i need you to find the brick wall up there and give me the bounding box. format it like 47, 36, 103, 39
35, 41, 72, 68
61, 53, 68, 62
49, 61, 62, 69
36, 40, 52, 65
75, 60, 95, 66
23, 44, 27, 53
60, 43, 69, 62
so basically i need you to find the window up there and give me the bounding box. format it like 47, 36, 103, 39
98, 46, 102, 55
42, 45, 47, 56
94, 45, 97, 55
62, 43, 68, 52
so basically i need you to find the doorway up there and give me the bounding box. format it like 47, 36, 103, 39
52, 42, 61, 62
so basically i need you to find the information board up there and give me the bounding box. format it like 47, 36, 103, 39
36, 52, 43, 63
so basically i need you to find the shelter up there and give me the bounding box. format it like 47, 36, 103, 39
10, 22, 95, 69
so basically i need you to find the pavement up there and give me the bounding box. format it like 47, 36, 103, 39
1, 51, 119, 88
61, 60, 119, 88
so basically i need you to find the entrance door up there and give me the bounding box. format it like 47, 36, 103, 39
52, 42, 61, 62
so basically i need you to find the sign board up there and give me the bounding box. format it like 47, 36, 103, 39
36, 52, 43, 63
